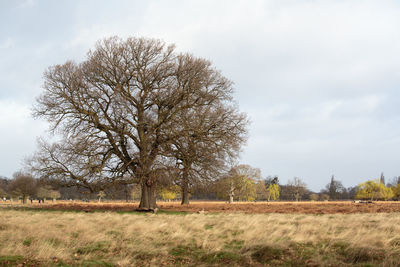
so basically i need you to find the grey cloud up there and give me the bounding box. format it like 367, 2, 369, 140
1, 0, 400, 191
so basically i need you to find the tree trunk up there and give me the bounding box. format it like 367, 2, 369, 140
181, 185, 190, 205
138, 181, 157, 210
229, 181, 234, 203
181, 169, 190, 205
124, 185, 129, 203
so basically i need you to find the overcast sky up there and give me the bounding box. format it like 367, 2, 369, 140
1, 0, 400, 191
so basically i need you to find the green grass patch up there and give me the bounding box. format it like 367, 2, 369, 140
75, 241, 110, 255
22, 238, 32, 246
0, 255, 40, 266
332, 241, 351, 254
291, 242, 317, 261
204, 224, 214, 230
71, 232, 80, 238
230, 229, 244, 237
201, 251, 246, 265
106, 230, 121, 238
224, 239, 244, 250
80, 259, 114, 267
0, 255, 24, 263
169, 245, 202, 258
250, 245, 284, 264
169, 244, 207, 264
339, 246, 385, 264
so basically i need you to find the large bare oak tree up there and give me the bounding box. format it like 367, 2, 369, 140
33, 37, 248, 209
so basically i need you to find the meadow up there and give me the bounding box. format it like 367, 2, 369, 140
1, 202, 400, 266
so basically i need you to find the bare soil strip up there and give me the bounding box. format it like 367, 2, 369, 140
3, 201, 400, 214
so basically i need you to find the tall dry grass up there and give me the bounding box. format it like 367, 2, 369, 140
1, 208, 400, 266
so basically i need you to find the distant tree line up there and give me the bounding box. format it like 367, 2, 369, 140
3, 168, 400, 203
0, 172, 60, 203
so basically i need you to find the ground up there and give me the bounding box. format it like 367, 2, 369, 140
4, 200, 400, 214
1, 201, 400, 266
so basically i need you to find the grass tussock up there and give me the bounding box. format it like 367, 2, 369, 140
1, 209, 400, 266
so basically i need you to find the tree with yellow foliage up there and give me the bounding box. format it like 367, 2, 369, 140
267, 184, 280, 201
215, 165, 259, 202
355, 179, 394, 200
237, 177, 256, 201
158, 185, 180, 202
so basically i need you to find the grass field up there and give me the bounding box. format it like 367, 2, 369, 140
1, 202, 400, 266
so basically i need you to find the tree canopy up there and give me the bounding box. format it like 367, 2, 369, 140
8, 172, 37, 203
355, 180, 394, 201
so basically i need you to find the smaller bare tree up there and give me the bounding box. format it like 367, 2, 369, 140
97, 191, 106, 202
0, 187, 6, 200
8, 172, 37, 204
288, 177, 307, 201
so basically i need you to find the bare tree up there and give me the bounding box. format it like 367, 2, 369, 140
0, 177, 8, 199
166, 104, 248, 205
97, 191, 106, 202
8, 172, 37, 204
287, 177, 307, 201
33, 37, 244, 210
0, 187, 6, 199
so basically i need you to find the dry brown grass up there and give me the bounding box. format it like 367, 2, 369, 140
1, 207, 400, 266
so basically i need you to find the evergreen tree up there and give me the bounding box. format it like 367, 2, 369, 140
380, 172, 385, 185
